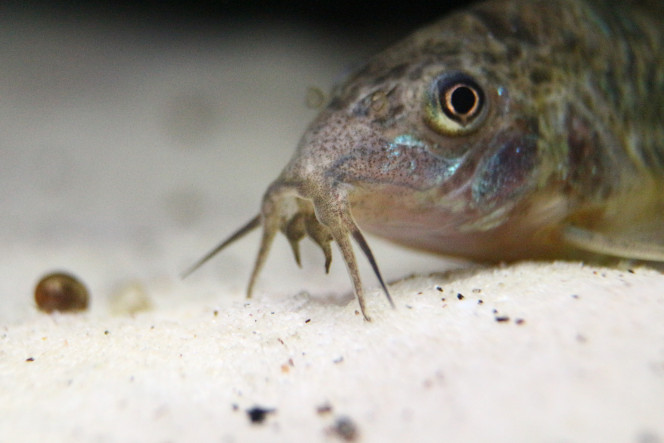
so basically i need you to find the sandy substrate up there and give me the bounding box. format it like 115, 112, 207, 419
1, 11, 663, 443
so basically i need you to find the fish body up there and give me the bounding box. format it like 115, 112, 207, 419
186, 0, 664, 319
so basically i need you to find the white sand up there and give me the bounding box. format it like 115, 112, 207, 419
1, 11, 663, 443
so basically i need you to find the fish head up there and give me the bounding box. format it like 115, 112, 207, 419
188, 12, 563, 320
264, 17, 547, 267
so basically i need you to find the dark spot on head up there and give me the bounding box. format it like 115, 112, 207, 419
561, 31, 579, 51
530, 69, 552, 84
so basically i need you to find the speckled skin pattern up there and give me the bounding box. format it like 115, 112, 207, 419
191, 0, 664, 319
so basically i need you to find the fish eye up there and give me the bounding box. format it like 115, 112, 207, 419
425, 72, 487, 135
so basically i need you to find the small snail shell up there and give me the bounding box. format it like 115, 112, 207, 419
34, 272, 89, 313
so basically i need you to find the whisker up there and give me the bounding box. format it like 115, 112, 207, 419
351, 229, 395, 308
181, 215, 261, 279
247, 216, 279, 298
333, 228, 371, 321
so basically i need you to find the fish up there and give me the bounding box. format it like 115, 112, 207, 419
184, 0, 664, 320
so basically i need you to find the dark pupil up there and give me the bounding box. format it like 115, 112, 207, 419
450, 85, 476, 115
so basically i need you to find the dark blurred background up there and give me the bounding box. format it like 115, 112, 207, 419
6, 0, 473, 29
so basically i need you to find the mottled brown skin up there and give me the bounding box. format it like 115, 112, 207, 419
187, 0, 664, 320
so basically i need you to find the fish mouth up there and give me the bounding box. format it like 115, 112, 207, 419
182, 174, 394, 321
250, 176, 395, 321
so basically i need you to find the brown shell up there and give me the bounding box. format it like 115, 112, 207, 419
34, 272, 89, 313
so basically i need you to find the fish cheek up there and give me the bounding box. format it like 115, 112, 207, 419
471, 135, 538, 208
